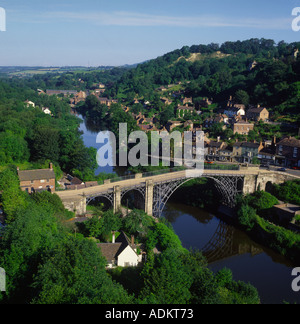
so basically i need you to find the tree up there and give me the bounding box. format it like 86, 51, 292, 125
101, 210, 122, 238
235, 90, 249, 106
0, 168, 28, 223
122, 209, 153, 235
139, 249, 192, 304
0, 132, 30, 164
31, 236, 133, 304
31, 126, 60, 163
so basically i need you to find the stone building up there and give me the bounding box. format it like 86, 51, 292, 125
233, 121, 254, 135
247, 106, 269, 122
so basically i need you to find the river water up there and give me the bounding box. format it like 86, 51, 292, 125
78, 114, 300, 305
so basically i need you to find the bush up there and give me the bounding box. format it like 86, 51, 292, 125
248, 191, 279, 211
237, 204, 257, 230
272, 181, 300, 205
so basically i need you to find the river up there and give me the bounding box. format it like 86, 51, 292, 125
78, 114, 300, 304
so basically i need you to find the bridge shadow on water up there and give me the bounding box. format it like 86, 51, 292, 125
163, 202, 264, 265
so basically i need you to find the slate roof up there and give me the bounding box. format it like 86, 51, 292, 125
277, 137, 300, 148
18, 169, 55, 182
97, 232, 137, 264
97, 243, 123, 263
247, 107, 267, 114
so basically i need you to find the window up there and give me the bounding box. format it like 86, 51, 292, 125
293, 147, 298, 158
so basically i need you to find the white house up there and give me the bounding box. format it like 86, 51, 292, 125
97, 232, 141, 268
42, 107, 52, 115
224, 106, 245, 119
25, 100, 35, 108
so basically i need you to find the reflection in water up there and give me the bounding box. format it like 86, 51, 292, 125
201, 221, 263, 264
164, 202, 299, 304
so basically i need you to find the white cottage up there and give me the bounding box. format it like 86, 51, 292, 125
97, 232, 141, 268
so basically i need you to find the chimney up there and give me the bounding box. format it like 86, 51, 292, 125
17, 167, 20, 171
131, 235, 135, 246
50, 163, 53, 170
112, 232, 116, 244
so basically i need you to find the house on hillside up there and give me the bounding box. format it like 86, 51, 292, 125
232, 142, 264, 164
97, 97, 118, 107
166, 121, 183, 132
46, 89, 78, 97
177, 105, 195, 118
233, 121, 254, 135
224, 96, 246, 119
97, 232, 142, 268
25, 100, 35, 108
42, 107, 52, 115
247, 106, 269, 122
276, 137, 300, 168
206, 141, 227, 161
18, 163, 56, 194
182, 97, 193, 105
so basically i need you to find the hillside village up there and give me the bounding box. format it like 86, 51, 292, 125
27, 81, 300, 169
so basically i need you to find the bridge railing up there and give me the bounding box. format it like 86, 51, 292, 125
60, 164, 241, 190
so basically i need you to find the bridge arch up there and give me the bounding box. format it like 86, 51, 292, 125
121, 186, 146, 211
153, 175, 244, 218
86, 192, 114, 211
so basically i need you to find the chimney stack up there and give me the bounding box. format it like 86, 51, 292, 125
50, 163, 53, 170
131, 235, 135, 246
112, 232, 116, 244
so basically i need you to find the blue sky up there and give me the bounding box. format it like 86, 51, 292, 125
0, 0, 299, 66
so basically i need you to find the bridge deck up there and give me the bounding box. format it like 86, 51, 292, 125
56, 168, 295, 200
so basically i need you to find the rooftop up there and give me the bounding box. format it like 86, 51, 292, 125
18, 169, 55, 182
277, 137, 300, 148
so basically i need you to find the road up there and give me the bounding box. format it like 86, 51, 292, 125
260, 165, 300, 178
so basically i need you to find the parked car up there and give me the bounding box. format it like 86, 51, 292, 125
277, 168, 286, 172
292, 166, 300, 170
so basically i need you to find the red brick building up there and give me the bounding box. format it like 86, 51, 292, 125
18, 164, 56, 194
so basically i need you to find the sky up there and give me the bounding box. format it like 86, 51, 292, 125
0, 0, 299, 66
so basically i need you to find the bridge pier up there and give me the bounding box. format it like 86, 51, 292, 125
113, 186, 121, 214
61, 196, 87, 216
145, 180, 154, 217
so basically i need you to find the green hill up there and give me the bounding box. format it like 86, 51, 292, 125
106, 39, 299, 116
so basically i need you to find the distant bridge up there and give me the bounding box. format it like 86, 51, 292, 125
56, 167, 299, 218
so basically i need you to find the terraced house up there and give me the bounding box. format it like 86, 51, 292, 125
276, 137, 300, 168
